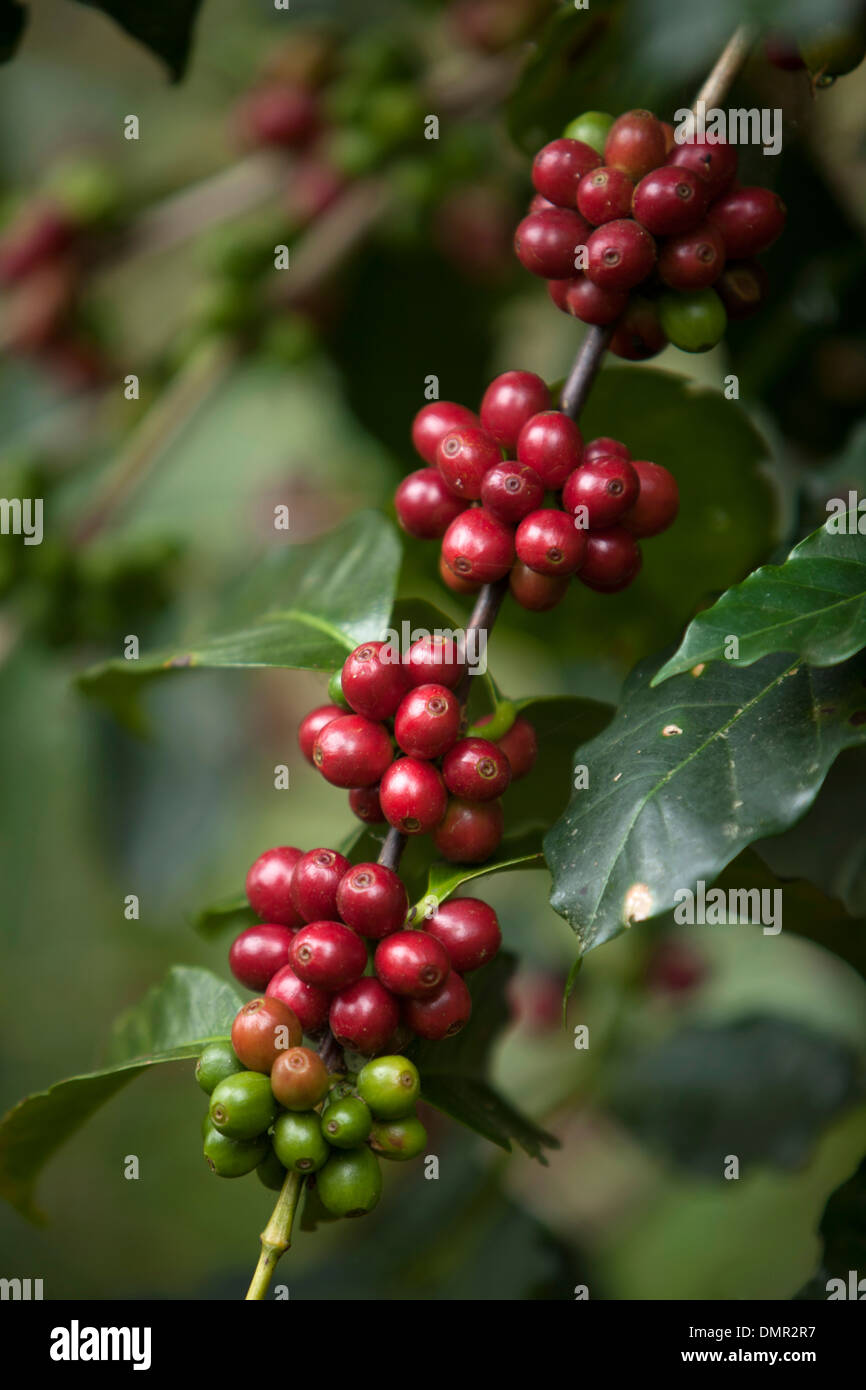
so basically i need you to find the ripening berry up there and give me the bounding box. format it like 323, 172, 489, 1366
516, 411, 583, 488
715, 259, 769, 320
403, 971, 472, 1040
562, 455, 639, 529
514, 207, 591, 279
405, 633, 465, 689
578, 527, 642, 591
585, 219, 657, 291
485, 714, 538, 779
425, 897, 502, 972
577, 166, 635, 225
609, 296, 667, 360
442, 736, 511, 800
312, 713, 393, 788
561, 273, 628, 326
298, 705, 343, 765
379, 757, 448, 834
229, 924, 297, 992
515, 508, 587, 576
433, 797, 504, 863
337, 862, 408, 939
621, 460, 679, 537
370, 1115, 428, 1161
341, 640, 409, 721
411, 400, 479, 465
374, 930, 451, 998
270, 1046, 331, 1110
357, 1054, 420, 1117
290, 921, 369, 992
657, 220, 726, 290
603, 109, 667, 179
706, 186, 786, 258
632, 165, 708, 236
231, 996, 302, 1072
329, 977, 400, 1054
395, 468, 464, 539
441, 508, 515, 584
291, 847, 352, 923
480, 370, 551, 450
266, 963, 331, 1034
532, 137, 601, 207
658, 287, 727, 352
394, 683, 461, 760
668, 136, 737, 201
480, 461, 545, 525
509, 562, 570, 611
246, 846, 304, 927
436, 425, 502, 499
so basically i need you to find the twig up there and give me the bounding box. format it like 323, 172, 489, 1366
559, 324, 613, 420
693, 24, 756, 110
245, 1169, 304, 1300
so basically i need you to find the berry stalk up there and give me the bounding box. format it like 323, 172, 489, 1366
245, 1167, 304, 1301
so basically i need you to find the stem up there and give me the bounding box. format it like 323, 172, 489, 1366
693, 24, 756, 109
245, 1168, 304, 1301
559, 324, 613, 420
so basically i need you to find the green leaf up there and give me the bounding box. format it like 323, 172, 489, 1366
191, 892, 256, 941
0, 966, 240, 1221
78, 511, 401, 730
71, 0, 203, 79
414, 829, 547, 921
654, 509, 866, 683
608, 1016, 863, 1176
545, 648, 866, 956
0, 0, 26, 62
795, 1155, 866, 1299
413, 954, 559, 1162
507, 695, 613, 834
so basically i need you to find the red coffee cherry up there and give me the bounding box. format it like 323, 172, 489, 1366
603, 109, 667, 179
336, 863, 408, 939
266, 963, 331, 1033
394, 683, 461, 760
297, 705, 343, 764
657, 220, 726, 290
291, 847, 352, 923
715, 259, 769, 320
668, 136, 737, 201
380, 757, 448, 834
514, 208, 591, 279
411, 400, 479, 465
442, 737, 511, 800
515, 508, 587, 576
562, 273, 628, 326
439, 551, 482, 595
395, 468, 464, 539
530, 192, 558, 213
621, 460, 679, 537
313, 713, 393, 788
706, 186, 786, 258
341, 640, 409, 721
230, 924, 296, 991
583, 436, 630, 464
609, 295, 667, 360
578, 527, 642, 591
246, 846, 304, 927
403, 972, 472, 1040
632, 165, 708, 236
405, 634, 465, 690
585, 219, 657, 291
271, 1045, 330, 1110
290, 921, 368, 991
231, 996, 302, 1072
661, 121, 676, 154
532, 137, 601, 207
330, 978, 400, 1054
0, 202, 75, 284
441, 508, 516, 584
425, 898, 502, 972
577, 166, 635, 225
433, 797, 504, 863
562, 455, 640, 529
436, 425, 502, 499
481, 714, 538, 779
236, 83, 319, 150
547, 277, 572, 312
764, 31, 807, 71
374, 930, 452, 998
480, 370, 551, 450
509, 562, 570, 611
481, 460, 545, 524
290, 156, 346, 223
516, 411, 583, 488
348, 785, 384, 823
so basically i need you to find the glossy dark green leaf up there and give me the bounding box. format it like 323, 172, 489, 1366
506, 695, 613, 834
545, 648, 866, 955
655, 508, 866, 683
608, 1016, 862, 1175
0, 0, 26, 61
72, 0, 203, 79
0, 967, 240, 1221
191, 892, 256, 941
414, 829, 546, 921
795, 1156, 866, 1299
78, 511, 401, 730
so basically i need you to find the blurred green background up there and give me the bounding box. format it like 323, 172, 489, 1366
1, 0, 865, 1299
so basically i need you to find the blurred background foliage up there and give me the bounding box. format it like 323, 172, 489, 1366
1, 0, 865, 1299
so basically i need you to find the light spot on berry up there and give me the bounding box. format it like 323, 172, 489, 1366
624, 883, 653, 925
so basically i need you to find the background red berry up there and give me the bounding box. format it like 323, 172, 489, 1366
374, 930, 451, 998
230, 924, 297, 992
562, 455, 639, 529
562, 273, 628, 326
297, 705, 342, 765
267, 964, 331, 1034
514, 207, 591, 280
411, 400, 479, 465
395, 468, 465, 539
442, 736, 511, 800
604, 109, 667, 179
403, 971, 472, 1039
707, 186, 786, 258
622, 460, 679, 537
516, 411, 583, 488
509, 561, 570, 611
246, 846, 304, 927
433, 796, 504, 863
532, 136, 601, 207
476, 714, 538, 779
480, 370, 551, 450
578, 527, 642, 591
425, 898, 502, 973
330, 977, 400, 1054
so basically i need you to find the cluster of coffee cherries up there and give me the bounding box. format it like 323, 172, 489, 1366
396, 375, 678, 608
228, 843, 502, 1054
299, 637, 538, 860
197, 1007, 428, 1217
514, 108, 787, 356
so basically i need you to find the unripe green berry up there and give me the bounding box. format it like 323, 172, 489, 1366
47, 159, 122, 226
356, 1055, 420, 1118
315, 1145, 382, 1217
256, 1144, 288, 1192
202, 1121, 268, 1177
273, 1111, 330, 1173
195, 1040, 243, 1095
209, 1071, 277, 1140
800, 24, 866, 80
562, 111, 615, 155
370, 1114, 427, 1162
328, 667, 352, 710
658, 288, 727, 353
321, 1095, 372, 1149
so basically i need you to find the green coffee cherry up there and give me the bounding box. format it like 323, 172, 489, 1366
800, 24, 866, 80
195, 1041, 244, 1095
47, 158, 122, 226
273, 1111, 330, 1173
203, 1121, 268, 1178
321, 1095, 373, 1149
316, 1146, 382, 1217
357, 1055, 420, 1119
256, 1145, 288, 1192
370, 1114, 427, 1162
326, 128, 385, 178
562, 111, 615, 154
209, 1071, 277, 1140
366, 85, 422, 148
658, 289, 727, 353
327, 668, 352, 711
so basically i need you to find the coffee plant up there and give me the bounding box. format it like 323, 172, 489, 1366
1, 0, 866, 1312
